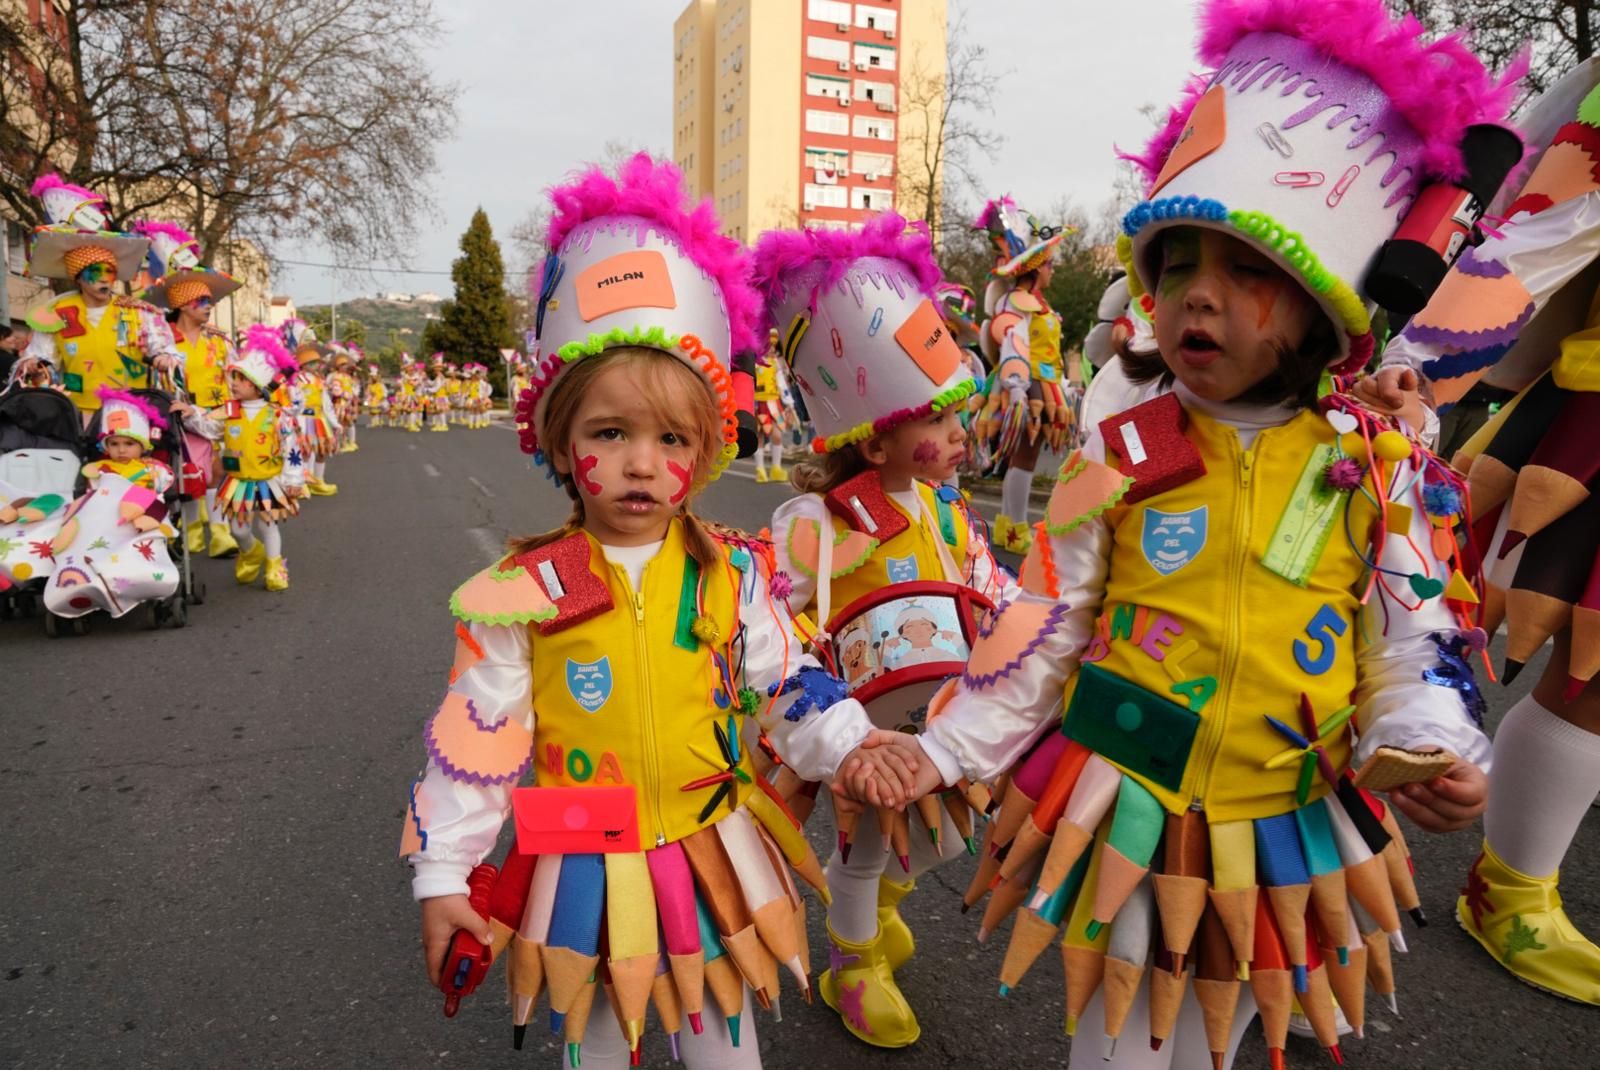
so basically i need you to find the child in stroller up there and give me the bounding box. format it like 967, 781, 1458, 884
0, 384, 82, 616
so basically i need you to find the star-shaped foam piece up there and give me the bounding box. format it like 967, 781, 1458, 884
835, 979, 873, 1035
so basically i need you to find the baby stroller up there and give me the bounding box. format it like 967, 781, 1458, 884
47, 387, 199, 635
0, 386, 83, 623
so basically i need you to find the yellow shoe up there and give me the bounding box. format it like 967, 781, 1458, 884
994, 513, 1033, 555
339, 442, 357, 453
877, 876, 916, 972
185, 520, 206, 555
234, 541, 266, 585
818, 924, 920, 1048
309, 480, 339, 496
771, 464, 787, 482
754, 466, 769, 484
264, 556, 289, 592
1458, 841, 1600, 1005
207, 522, 239, 558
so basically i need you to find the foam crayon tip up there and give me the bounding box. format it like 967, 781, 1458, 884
898, 854, 912, 873
1385, 992, 1400, 1017
1169, 952, 1186, 976
976, 925, 991, 944
1212, 1053, 1225, 1070
728, 1014, 742, 1048
1564, 675, 1589, 702
1337, 946, 1349, 966
1389, 929, 1409, 954
1501, 659, 1525, 685
688, 1011, 704, 1035
1329, 1043, 1344, 1065
513, 1024, 527, 1051
670, 1032, 682, 1061
929, 828, 940, 845
1269, 1048, 1286, 1070
836, 831, 849, 860
1066, 1013, 1079, 1036
1498, 530, 1526, 557
960, 902, 971, 914
1293, 964, 1308, 993
964, 836, 978, 855
998, 983, 1011, 997
1084, 920, 1104, 941
1354, 1025, 1365, 1041
1237, 961, 1251, 981
629, 1045, 640, 1067
1408, 907, 1428, 928
567, 1041, 581, 1068
772, 996, 783, 1023
1150, 1037, 1164, 1052
550, 1010, 567, 1034
1103, 1034, 1119, 1060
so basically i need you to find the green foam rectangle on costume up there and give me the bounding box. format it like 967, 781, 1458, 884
1062, 662, 1198, 793
935, 494, 957, 548
673, 556, 702, 652
1261, 443, 1344, 587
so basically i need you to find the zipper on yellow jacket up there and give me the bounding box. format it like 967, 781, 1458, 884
618, 557, 670, 847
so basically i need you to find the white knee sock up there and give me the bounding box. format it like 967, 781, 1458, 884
313, 458, 327, 481
182, 500, 201, 526
572, 984, 758, 1070
204, 487, 218, 518
1484, 694, 1600, 878
826, 799, 890, 943
232, 521, 255, 551
256, 518, 282, 559
768, 441, 784, 470
1001, 466, 1033, 522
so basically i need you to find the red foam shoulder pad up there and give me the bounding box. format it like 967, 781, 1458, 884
1098, 393, 1205, 504
511, 532, 614, 636
825, 468, 910, 542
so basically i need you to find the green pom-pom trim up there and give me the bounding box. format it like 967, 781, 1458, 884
448, 564, 560, 627
556, 325, 681, 363
1043, 464, 1134, 537
1225, 209, 1370, 339
737, 687, 762, 717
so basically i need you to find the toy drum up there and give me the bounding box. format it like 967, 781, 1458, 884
824, 580, 994, 734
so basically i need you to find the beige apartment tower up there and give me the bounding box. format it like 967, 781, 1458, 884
673, 0, 945, 243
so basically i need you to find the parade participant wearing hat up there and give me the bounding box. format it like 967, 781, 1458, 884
329, 346, 361, 452
1379, 60, 1600, 1006
135, 219, 243, 559
81, 387, 175, 517
935, 282, 989, 483
756, 212, 1013, 1049
182, 324, 305, 592
404, 153, 912, 1070
887, 2, 1522, 1065
752, 329, 798, 483
508, 353, 531, 425
972, 198, 1072, 554
424, 354, 450, 432
399, 358, 426, 432
470, 362, 494, 428
17, 175, 181, 418
285, 323, 341, 495
364, 363, 389, 428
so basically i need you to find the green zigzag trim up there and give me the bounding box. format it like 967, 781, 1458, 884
830, 532, 880, 579
1043, 473, 1134, 537
447, 564, 560, 626
783, 519, 880, 581
556, 325, 681, 363
1055, 455, 1089, 484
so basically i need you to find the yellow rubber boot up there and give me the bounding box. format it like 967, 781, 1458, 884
1458, 841, 1600, 1005
771, 463, 787, 483
207, 522, 239, 558
994, 514, 1033, 555
754, 466, 769, 484
234, 541, 266, 585
185, 521, 205, 554
877, 875, 916, 972
310, 477, 338, 496
817, 924, 920, 1048
264, 556, 289, 592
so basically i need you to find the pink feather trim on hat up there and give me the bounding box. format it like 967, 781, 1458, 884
132, 219, 199, 248
1126, 0, 1527, 191
1117, 75, 1211, 192
543, 152, 762, 356
30, 173, 103, 204
972, 196, 1017, 232
241, 324, 297, 373
95, 386, 169, 430
748, 211, 943, 334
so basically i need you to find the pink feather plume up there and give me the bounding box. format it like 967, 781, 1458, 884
95, 386, 169, 431
543, 153, 762, 356
1118, 75, 1211, 192
748, 211, 944, 334
132, 219, 199, 249
242, 324, 297, 373
30, 173, 103, 204
1125, 0, 1527, 191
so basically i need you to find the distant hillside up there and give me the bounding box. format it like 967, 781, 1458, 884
298, 297, 442, 353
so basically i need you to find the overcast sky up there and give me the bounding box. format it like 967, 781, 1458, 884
275, 0, 1199, 306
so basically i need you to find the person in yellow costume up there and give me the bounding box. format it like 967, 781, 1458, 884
183, 325, 305, 592
424, 354, 450, 432
971, 197, 1072, 555
444, 362, 463, 425
17, 175, 181, 421
1381, 63, 1600, 1007
398, 359, 425, 432
889, 4, 1523, 1064
756, 213, 1013, 1049
751, 330, 796, 483
136, 219, 243, 559
286, 326, 341, 494
508, 354, 531, 424
403, 154, 915, 1070
81, 387, 175, 519
329, 347, 361, 452
364, 363, 389, 428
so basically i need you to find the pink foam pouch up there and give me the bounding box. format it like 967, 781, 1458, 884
512, 785, 640, 854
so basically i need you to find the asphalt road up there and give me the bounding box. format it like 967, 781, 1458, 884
1, 419, 1594, 1070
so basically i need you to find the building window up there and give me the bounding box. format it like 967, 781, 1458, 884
805, 109, 849, 136
855, 4, 897, 32
851, 187, 892, 211
804, 184, 849, 209
851, 151, 893, 177
805, 73, 850, 99
854, 43, 895, 71
854, 80, 893, 106
807, 0, 852, 22
805, 35, 850, 63
805, 146, 850, 170
852, 115, 894, 140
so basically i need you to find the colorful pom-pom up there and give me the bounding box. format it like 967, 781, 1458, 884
769, 570, 794, 601
691, 616, 722, 646
1323, 457, 1365, 491
1422, 481, 1463, 518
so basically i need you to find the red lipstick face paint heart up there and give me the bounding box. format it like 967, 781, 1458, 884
667, 460, 693, 505
571, 443, 603, 496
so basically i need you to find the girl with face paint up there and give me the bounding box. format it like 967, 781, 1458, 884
754, 214, 1017, 1050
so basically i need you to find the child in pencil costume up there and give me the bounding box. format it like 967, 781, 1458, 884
892, 2, 1520, 1066
1381, 62, 1600, 1006
199, 325, 305, 592
364, 363, 388, 428
403, 155, 915, 1070
753, 214, 1010, 1048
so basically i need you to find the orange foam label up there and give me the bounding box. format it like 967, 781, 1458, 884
1151, 85, 1227, 196
574, 250, 676, 322
894, 299, 962, 385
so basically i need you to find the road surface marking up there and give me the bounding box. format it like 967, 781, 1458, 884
423, 463, 441, 478
467, 527, 505, 565
468, 476, 496, 499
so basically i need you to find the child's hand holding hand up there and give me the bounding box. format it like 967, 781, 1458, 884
1351, 366, 1430, 432
1388, 752, 1486, 832
833, 730, 925, 808
419, 893, 492, 986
